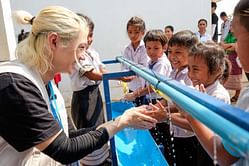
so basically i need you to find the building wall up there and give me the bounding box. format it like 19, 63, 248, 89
9, 0, 210, 106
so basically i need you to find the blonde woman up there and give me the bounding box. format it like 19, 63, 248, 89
0, 6, 158, 165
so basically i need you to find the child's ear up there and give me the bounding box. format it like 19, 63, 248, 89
163, 44, 168, 52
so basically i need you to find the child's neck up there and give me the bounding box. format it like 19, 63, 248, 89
131, 41, 140, 51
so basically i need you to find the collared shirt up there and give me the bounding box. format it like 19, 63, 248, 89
121, 40, 149, 91
195, 31, 212, 43
221, 19, 232, 42
223, 86, 249, 166
145, 54, 172, 99
71, 48, 105, 92
170, 67, 194, 138
205, 80, 230, 104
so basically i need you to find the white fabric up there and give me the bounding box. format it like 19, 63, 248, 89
70, 48, 104, 91
205, 80, 230, 104
0, 61, 67, 166
195, 31, 212, 43
170, 67, 195, 138
121, 40, 149, 91
220, 19, 232, 42
228, 86, 249, 166
145, 54, 172, 99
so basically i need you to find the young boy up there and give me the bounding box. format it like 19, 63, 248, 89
121, 16, 149, 106
70, 14, 109, 166
124, 30, 172, 161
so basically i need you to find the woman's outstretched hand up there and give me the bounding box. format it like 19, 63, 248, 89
119, 105, 158, 129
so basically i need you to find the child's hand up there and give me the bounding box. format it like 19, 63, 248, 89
120, 76, 136, 82
195, 84, 206, 93
123, 92, 136, 101
143, 101, 169, 123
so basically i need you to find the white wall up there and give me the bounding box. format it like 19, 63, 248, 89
10, 0, 210, 60
9, 0, 210, 106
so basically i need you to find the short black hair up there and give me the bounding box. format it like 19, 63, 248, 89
220, 11, 227, 17
164, 25, 174, 32
211, 2, 217, 8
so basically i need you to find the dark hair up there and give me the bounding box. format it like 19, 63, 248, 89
168, 30, 198, 49
17, 29, 30, 43
77, 13, 94, 32
126, 16, 146, 32
189, 42, 230, 82
164, 25, 174, 32
220, 58, 231, 85
211, 2, 217, 8
220, 11, 227, 17
233, 0, 249, 32
198, 18, 208, 25
143, 29, 168, 47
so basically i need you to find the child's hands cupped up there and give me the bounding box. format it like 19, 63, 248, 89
143, 101, 169, 123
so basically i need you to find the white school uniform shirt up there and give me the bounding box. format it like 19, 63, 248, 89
71, 48, 105, 92
195, 31, 212, 43
205, 80, 230, 104
170, 67, 195, 138
121, 40, 149, 91
220, 19, 231, 42
222, 86, 249, 166
146, 53, 172, 99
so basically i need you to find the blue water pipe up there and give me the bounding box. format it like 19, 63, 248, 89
116, 56, 249, 156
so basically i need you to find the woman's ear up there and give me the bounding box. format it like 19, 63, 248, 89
48, 32, 59, 51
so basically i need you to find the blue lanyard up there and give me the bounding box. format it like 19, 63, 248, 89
48, 81, 80, 166
48, 81, 63, 129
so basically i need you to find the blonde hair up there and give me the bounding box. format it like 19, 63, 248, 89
14, 6, 88, 74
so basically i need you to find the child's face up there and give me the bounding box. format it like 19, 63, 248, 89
127, 25, 144, 44
87, 29, 93, 49
168, 45, 188, 70
146, 41, 165, 62
198, 20, 207, 31
165, 28, 173, 40
232, 16, 249, 72
188, 56, 216, 87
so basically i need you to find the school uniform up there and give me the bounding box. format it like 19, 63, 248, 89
194, 80, 230, 166
122, 40, 149, 106
145, 53, 172, 103
195, 31, 212, 43
145, 54, 173, 163
222, 86, 249, 166
167, 67, 199, 166
70, 48, 109, 165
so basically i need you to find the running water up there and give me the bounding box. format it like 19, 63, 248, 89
213, 133, 218, 165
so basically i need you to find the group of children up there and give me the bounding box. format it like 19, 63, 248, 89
119, 17, 232, 166
69, 13, 234, 166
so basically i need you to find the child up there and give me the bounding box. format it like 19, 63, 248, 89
124, 29, 172, 162
121, 16, 149, 106
186, 42, 230, 166
164, 25, 174, 40
124, 29, 171, 104
70, 14, 109, 166
179, 1, 249, 165
158, 30, 199, 166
